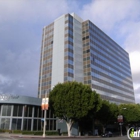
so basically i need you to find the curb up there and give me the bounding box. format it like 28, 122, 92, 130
0, 133, 102, 139
10, 135, 101, 139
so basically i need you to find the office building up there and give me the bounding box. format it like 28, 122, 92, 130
38, 13, 135, 104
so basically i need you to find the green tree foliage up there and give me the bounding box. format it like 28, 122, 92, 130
78, 91, 102, 133
119, 104, 140, 123
49, 81, 102, 136
96, 100, 119, 132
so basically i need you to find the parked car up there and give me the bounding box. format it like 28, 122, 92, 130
101, 131, 113, 137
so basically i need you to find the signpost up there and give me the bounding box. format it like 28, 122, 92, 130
117, 115, 123, 136
41, 97, 49, 137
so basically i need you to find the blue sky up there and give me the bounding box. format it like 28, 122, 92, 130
0, 0, 140, 103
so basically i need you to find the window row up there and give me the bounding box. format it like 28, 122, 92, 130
90, 30, 128, 61
90, 45, 131, 75
93, 86, 134, 103
65, 36, 73, 42
91, 73, 134, 96
91, 68, 133, 90
42, 81, 51, 87
43, 58, 52, 65
90, 42, 130, 71
42, 65, 52, 72
42, 73, 51, 79
0, 105, 55, 118
0, 118, 56, 131
91, 54, 131, 79
89, 21, 128, 59
91, 64, 133, 87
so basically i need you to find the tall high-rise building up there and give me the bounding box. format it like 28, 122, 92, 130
38, 13, 135, 104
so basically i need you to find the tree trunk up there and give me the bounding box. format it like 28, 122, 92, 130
125, 125, 129, 132
92, 119, 95, 135
78, 126, 81, 136
79, 131, 81, 136
66, 120, 73, 137
103, 126, 105, 133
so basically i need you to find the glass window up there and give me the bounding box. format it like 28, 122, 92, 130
47, 110, 49, 118
46, 120, 50, 130
0, 118, 10, 130
24, 105, 33, 117
28, 106, 32, 117
2, 106, 6, 116
50, 120, 53, 130
18, 106, 23, 116
12, 119, 22, 130
38, 108, 43, 118
13, 105, 18, 116
2, 105, 12, 116
8, 106, 12, 115
38, 119, 42, 130
54, 120, 56, 130
13, 105, 23, 117
33, 119, 42, 131
34, 106, 39, 117
33, 119, 37, 131
23, 119, 32, 131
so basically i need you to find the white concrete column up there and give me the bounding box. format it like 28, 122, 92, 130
31, 106, 34, 131
9, 105, 14, 130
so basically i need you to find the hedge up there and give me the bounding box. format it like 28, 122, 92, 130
22, 131, 34, 135
34, 131, 58, 135
0, 129, 12, 133
0, 129, 65, 136
12, 130, 22, 134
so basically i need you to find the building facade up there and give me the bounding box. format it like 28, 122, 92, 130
0, 95, 56, 131
38, 13, 135, 104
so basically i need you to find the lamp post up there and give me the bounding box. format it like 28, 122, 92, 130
118, 108, 127, 136
117, 115, 123, 136
43, 108, 47, 137
120, 122, 123, 136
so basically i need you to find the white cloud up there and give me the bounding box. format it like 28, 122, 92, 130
0, 0, 69, 25
0, 0, 72, 97
0, 74, 11, 85
123, 22, 140, 51
81, 0, 140, 31
134, 83, 140, 91
134, 85, 140, 103
129, 52, 140, 75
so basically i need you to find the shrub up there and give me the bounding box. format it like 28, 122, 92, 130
46, 131, 58, 135
12, 130, 22, 134
34, 131, 43, 135
22, 131, 34, 135
62, 132, 68, 136
0, 129, 5, 133
0, 129, 12, 133
34, 131, 58, 135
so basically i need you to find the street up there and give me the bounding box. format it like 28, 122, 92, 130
0, 136, 131, 140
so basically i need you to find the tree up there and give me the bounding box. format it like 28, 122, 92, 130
96, 100, 119, 133
78, 91, 102, 135
49, 81, 101, 136
119, 104, 140, 130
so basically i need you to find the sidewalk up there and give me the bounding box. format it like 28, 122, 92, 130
0, 133, 101, 139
